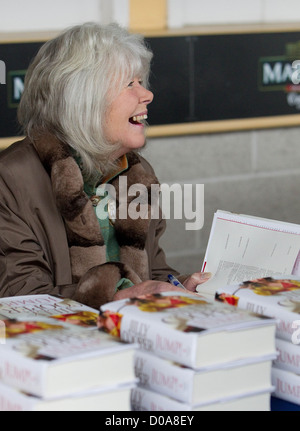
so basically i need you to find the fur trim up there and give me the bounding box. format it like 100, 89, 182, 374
33, 134, 159, 307
74, 263, 142, 309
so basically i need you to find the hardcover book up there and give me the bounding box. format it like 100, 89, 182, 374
0, 380, 135, 412
274, 338, 300, 374
272, 366, 300, 406
0, 294, 99, 325
99, 291, 277, 369
131, 386, 274, 411
0, 295, 137, 399
215, 277, 300, 341
134, 350, 276, 405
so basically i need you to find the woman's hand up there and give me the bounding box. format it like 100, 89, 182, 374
182, 272, 212, 292
113, 280, 186, 301
113, 273, 212, 301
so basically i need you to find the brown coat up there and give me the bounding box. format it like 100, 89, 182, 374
0, 138, 178, 301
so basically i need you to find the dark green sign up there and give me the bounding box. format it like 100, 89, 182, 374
258, 42, 300, 91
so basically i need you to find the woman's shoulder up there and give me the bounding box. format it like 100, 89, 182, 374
0, 137, 38, 166
0, 137, 47, 188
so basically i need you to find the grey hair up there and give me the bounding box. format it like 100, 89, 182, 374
18, 22, 153, 178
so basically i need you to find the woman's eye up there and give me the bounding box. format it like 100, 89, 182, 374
127, 79, 143, 87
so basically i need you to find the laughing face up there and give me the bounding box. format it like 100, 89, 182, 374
103, 77, 154, 159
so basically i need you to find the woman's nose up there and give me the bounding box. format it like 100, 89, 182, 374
140, 87, 154, 105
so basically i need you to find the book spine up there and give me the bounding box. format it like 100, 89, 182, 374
217, 291, 293, 342
131, 386, 191, 411
134, 351, 194, 404
0, 349, 45, 398
274, 338, 300, 374
120, 314, 197, 368
237, 297, 295, 342
272, 366, 300, 405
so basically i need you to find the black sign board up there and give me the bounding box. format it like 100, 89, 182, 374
0, 42, 43, 138
1, 31, 300, 138
147, 32, 300, 127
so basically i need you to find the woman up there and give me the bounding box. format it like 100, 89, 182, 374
0, 23, 209, 308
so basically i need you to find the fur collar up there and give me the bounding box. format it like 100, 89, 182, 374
33, 133, 159, 307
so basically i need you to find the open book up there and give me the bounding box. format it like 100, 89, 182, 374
197, 210, 300, 298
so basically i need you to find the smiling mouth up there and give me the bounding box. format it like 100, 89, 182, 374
129, 114, 148, 125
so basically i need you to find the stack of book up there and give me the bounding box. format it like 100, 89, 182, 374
215, 277, 300, 407
99, 291, 277, 411
195, 210, 300, 408
0, 295, 137, 411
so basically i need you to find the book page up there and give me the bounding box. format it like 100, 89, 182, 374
197, 211, 300, 298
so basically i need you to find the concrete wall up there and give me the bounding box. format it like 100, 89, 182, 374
142, 127, 300, 275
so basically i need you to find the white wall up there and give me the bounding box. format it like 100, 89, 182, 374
2, 0, 300, 33
0, 0, 128, 32
143, 128, 300, 275
168, 0, 300, 28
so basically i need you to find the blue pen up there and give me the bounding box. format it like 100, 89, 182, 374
168, 274, 187, 290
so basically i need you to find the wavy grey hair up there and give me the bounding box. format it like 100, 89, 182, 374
18, 22, 153, 177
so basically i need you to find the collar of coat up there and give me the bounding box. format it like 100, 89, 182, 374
32, 133, 159, 308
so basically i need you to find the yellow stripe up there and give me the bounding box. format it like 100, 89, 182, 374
129, 0, 167, 31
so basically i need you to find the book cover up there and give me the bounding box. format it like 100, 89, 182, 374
216, 277, 300, 341
0, 295, 137, 399
99, 291, 277, 369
